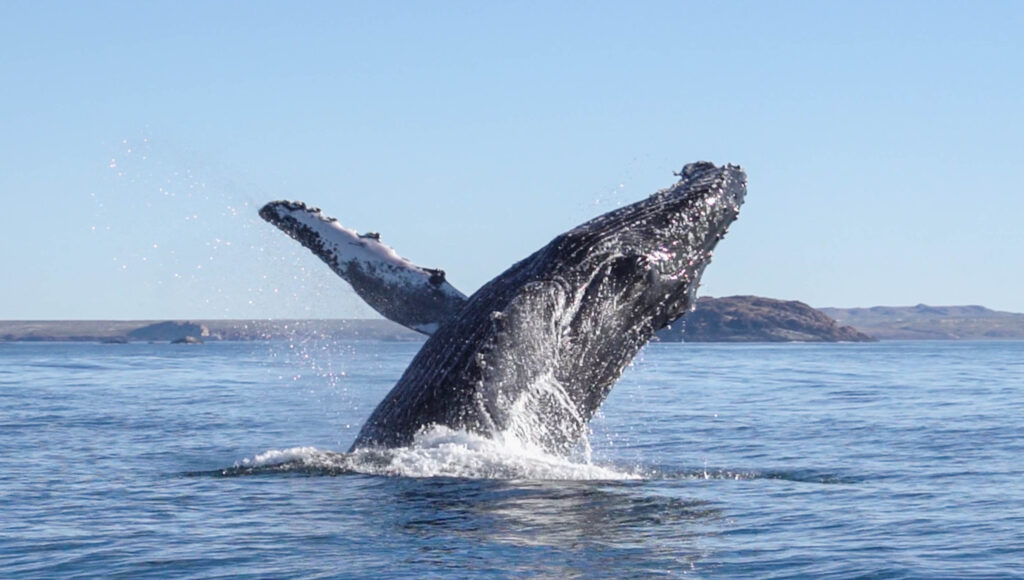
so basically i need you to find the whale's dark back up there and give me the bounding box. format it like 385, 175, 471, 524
352, 163, 746, 453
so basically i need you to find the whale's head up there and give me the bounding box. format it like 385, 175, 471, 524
460, 162, 746, 451
549, 161, 746, 330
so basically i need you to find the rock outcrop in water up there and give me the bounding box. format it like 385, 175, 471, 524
171, 335, 204, 344
656, 295, 875, 342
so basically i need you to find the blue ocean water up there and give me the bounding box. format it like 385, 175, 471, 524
1, 339, 1022, 578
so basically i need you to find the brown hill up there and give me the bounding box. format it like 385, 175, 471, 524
657, 296, 875, 342
819, 304, 1024, 340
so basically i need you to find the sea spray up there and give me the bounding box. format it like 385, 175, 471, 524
229, 425, 638, 480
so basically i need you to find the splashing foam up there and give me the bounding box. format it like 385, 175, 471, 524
231, 425, 638, 480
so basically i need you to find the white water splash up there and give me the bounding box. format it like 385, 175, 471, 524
233, 426, 639, 480
500, 370, 589, 454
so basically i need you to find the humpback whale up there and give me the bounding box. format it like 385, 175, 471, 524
260, 161, 746, 454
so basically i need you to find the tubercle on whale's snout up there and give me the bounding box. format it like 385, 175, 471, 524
257, 202, 278, 223
259, 200, 325, 224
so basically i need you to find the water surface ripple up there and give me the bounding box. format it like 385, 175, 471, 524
1, 340, 1022, 578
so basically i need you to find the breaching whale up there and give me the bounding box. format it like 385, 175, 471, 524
260, 161, 746, 454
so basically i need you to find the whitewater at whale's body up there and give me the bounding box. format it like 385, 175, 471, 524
260, 161, 746, 459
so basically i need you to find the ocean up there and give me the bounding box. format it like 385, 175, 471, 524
1, 339, 1021, 578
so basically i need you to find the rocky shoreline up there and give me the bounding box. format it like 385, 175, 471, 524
4, 297, 1023, 343
0, 319, 424, 343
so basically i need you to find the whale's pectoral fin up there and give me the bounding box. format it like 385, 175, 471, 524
259, 201, 468, 335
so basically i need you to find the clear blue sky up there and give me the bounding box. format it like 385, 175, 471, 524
2, 1, 1022, 320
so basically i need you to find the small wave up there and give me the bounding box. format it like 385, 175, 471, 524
211, 426, 641, 480
654, 467, 860, 484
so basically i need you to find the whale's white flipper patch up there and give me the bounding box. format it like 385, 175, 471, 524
259, 201, 467, 335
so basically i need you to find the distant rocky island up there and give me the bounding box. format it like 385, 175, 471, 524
3, 297, 1023, 343
656, 296, 874, 342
